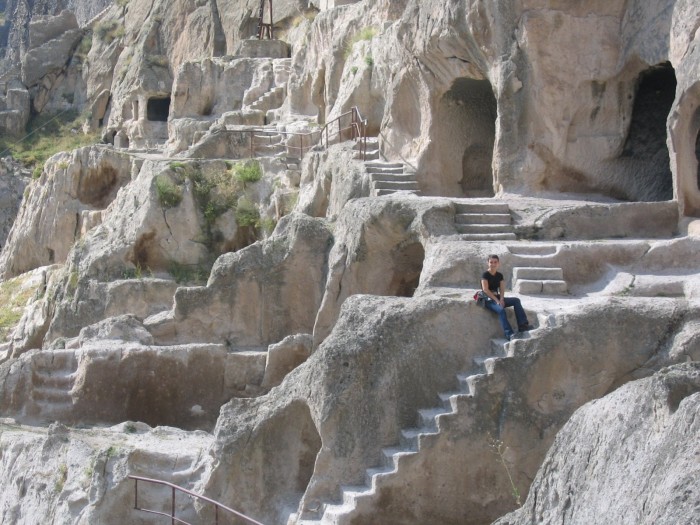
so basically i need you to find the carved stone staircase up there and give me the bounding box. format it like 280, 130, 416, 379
29, 350, 79, 421
365, 161, 419, 197
454, 202, 516, 240
249, 59, 292, 115
509, 244, 568, 295
292, 336, 521, 525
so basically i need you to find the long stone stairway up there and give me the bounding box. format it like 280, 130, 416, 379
509, 244, 569, 295
29, 350, 79, 421
293, 335, 521, 525
454, 201, 516, 240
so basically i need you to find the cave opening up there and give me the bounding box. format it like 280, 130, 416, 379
388, 241, 425, 298
696, 127, 700, 191
433, 77, 497, 197
147, 97, 171, 122
621, 62, 676, 200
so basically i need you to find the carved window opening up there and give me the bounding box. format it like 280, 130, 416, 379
147, 97, 170, 122
621, 62, 676, 200
437, 77, 497, 197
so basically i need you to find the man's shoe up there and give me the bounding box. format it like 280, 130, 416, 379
507, 333, 520, 341
518, 324, 534, 332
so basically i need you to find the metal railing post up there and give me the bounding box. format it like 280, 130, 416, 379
134, 478, 138, 509
172, 486, 176, 525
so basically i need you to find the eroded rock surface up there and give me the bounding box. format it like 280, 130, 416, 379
495, 362, 700, 525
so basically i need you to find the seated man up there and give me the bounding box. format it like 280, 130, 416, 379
480, 254, 532, 341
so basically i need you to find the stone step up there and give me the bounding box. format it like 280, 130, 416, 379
491, 338, 510, 354
369, 172, 414, 182
458, 232, 517, 241
417, 407, 451, 430
365, 166, 404, 175
456, 224, 514, 235
375, 189, 420, 197
364, 161, 403, 170
33, 386, 72, 403
455, 213, 511, 225
398, 428, 418, 450
364, 466, 394, 488
373, 180, 419, 191
33, 350, 78, 370
32, 371, 75, 389
507, 244, 558, 256
513, 279, 569, 295
513, 267, 564, 280
454, 202, 509, 214
340, 485, 371, 506
465, 373, 488, 396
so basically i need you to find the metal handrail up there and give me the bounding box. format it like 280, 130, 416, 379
129, 475, 265, 525
228, 105, 369, 162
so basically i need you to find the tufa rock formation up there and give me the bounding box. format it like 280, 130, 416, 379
0, 0, 698, 524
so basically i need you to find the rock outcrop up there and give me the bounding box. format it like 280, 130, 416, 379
0, 0, 698, 524
495, 362, 700, 525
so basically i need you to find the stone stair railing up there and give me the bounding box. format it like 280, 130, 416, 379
453, 201, 515, 240
83, 4, 113, 30
292, 333, 527, 525
508, 244, 568, 295
29, 349, 79, 420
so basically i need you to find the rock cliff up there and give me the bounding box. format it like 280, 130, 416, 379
0, 0, 698, 524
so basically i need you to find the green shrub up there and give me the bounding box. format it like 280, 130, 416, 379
0, 277, 38, 341
75, 35, 92, 58
344, 26, 377, 58
168, 261, 208, 285
155, 175, 183, 209
0, 110, 98, 174
146, 54, 169, 68
116, 0, 129, 7
232, 160, 262, 184
95, 20, 124, 43
235, 198, 260, 227
364, 55, 374, 68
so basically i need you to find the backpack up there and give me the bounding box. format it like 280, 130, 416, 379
473, 290, 487, 307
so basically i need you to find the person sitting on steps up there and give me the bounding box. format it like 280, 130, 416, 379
480, 254, 533, 341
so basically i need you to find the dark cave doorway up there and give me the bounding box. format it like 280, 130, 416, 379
433, 77, 497, 197
147, 97, 171, 122
696, 126, 700, 191
620, 62, 676, 201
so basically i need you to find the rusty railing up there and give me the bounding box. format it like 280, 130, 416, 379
129, 475, 265, 525
233, 106, 368, 163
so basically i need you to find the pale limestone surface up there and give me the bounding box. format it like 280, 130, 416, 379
0, 146, 133, 280
494, 362, 700, 525
0, 0, 698, 524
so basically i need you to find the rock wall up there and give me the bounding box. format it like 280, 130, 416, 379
494, 362, 700, 525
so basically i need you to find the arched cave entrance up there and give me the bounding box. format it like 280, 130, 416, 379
147, 96, 171, 122
388, 241, 424, 298
433, 77, 497, 197
620, 62, 676, 201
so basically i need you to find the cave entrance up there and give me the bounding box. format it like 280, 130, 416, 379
696, 126, 700, 191
388, 241, 425, 298
433, 77, 497, 197
621, 62, 676, 201
147, 97, 171, 122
